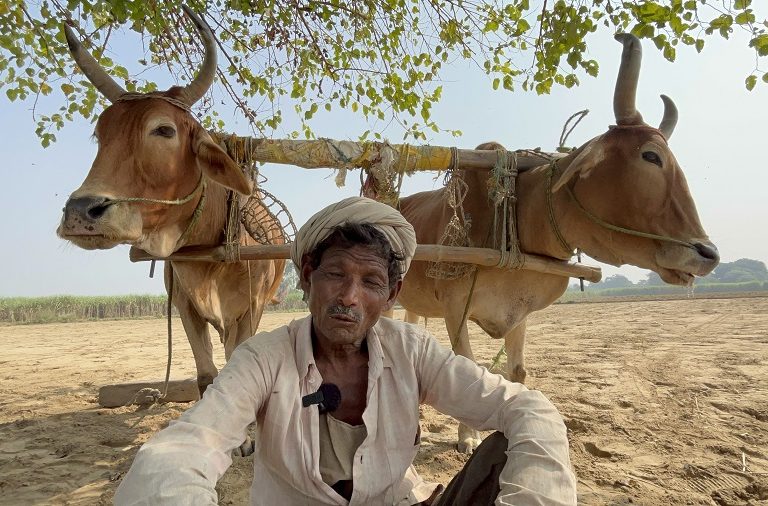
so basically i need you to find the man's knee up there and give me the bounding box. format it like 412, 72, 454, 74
473, 431, 507, 464
435, 432, 509, 505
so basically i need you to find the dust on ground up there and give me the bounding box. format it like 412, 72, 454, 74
1, 298, 766, 505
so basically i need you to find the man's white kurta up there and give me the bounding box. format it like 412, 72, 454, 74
114, 316, 577, 505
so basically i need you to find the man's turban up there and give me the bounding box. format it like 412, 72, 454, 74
290, 196, 417, 277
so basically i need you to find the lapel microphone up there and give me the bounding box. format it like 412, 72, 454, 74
302, 383, 342, 414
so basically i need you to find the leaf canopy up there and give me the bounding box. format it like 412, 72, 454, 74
1, 0, 765, 146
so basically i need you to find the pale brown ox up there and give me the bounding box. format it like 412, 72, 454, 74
57, 8, 285, 395
396, 34, 719, 453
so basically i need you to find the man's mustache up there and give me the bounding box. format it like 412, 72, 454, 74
327, 305, 362, 322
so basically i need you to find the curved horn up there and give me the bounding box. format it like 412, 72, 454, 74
613, 33, 644, 125
178, 5, 217, 106
63, 24, 126, 103
658, 94, 678, 139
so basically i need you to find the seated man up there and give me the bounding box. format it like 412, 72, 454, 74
114, 196, 577, 505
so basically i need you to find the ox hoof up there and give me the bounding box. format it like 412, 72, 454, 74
232, 436, 255, 458
457, 424, 481, 454
457, 437, 481, 454
196, 374, 215, 397
509, 365, 527, 384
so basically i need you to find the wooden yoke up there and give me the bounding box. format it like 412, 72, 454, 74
129, 244, 602, 283
215, 136, 566, 174
134, 136, 597, 282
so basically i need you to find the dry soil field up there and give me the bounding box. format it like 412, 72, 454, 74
1, 297, 766, 505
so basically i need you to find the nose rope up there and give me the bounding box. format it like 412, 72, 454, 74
547, 160, 696, 256
108, 173, 204, 207
107, 174, 207, 249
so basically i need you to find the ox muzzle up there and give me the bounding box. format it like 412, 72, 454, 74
59, 196, 114, 236
693, 241, 719, 265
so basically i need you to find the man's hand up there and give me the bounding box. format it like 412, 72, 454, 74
420, 484, 445, 505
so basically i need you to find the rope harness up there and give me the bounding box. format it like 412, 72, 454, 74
546, 159, 698, 257
489, 149, 524, 270
432, 148, 525, 349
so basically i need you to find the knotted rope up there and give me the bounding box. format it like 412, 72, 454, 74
558, 109, 589, 152
546, 161, 576, 256
128, 263, 174, 408
488, 148, 524, 270
425, 170, 475, 280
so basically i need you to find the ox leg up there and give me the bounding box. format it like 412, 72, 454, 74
504, 319, 527, 384
224, 308, 265, 360
443, 311, 481, 454
168, 272, 217, 397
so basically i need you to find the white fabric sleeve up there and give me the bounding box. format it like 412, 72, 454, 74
113, 343, 269, 505
417, 335, 577, 505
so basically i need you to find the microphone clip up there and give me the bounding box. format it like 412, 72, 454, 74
301, 383, 341, 414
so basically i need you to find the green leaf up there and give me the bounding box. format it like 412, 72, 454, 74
663, 44, 676, 61
745, 75, 757, 91
735, 11, 755, 25
750, 34, 768, 56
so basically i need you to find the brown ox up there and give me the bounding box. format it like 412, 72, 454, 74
396, 34, 719, 452
57, 8, 285, 396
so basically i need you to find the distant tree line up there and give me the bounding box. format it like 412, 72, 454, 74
570, 258, 768, 296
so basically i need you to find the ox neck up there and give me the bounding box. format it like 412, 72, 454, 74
174, 178, 232, 249
515, 157, 583, 261
174, 180, 208, 249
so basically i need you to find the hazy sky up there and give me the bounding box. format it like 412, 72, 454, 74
1, 29, 766, 297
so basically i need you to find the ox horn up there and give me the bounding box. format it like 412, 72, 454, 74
658, 94, 678, 139
177, 5, 217, 106
63, 24, 127, 103
613, 33, 644, 126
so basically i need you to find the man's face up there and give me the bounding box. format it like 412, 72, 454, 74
301, 243, 401, 346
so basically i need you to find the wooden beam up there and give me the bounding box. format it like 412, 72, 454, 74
214, 135, 565, 174
98, 379, 200, 407
130, 244, 602, 283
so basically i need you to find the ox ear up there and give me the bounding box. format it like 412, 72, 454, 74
551, 142, 604, 193
193, 130, 253, 195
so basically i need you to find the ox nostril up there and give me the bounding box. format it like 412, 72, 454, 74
64, 196, 112, 221
86, 199, 112, 219
693, 242, 719, 262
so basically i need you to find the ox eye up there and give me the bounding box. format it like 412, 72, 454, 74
151, 125, 176, 138
642, 151, 662, 167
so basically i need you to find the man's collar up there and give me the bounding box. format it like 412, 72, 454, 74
294, 316, 317, 380
367, 322, 393, 370
294, 316, 392, 383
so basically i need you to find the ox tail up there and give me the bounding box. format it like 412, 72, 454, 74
267, 258, 288, 305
